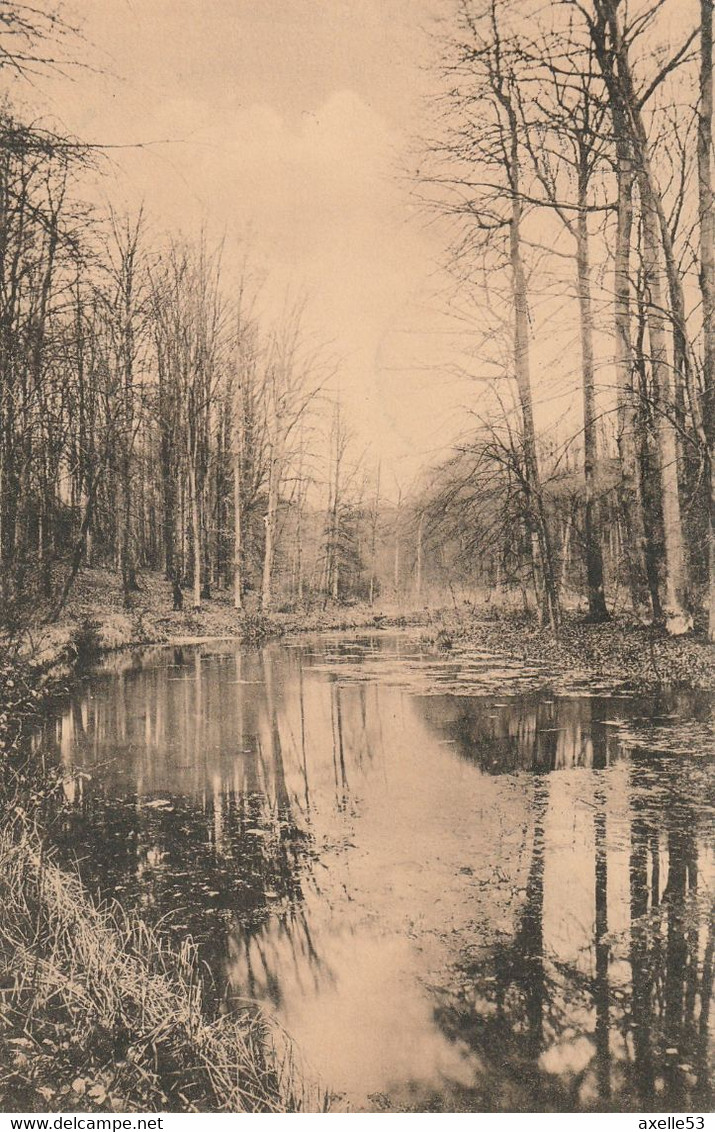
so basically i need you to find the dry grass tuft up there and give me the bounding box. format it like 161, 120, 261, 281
0, 817, 325, 1113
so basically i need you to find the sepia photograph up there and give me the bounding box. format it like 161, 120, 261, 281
0, 0, 713, 1118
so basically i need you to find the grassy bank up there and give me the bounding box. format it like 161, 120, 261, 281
18, 567, 428, 672
28, 569, 713, 695
0, 818, 322, 1113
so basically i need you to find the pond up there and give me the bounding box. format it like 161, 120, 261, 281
35, 631, 713, 1112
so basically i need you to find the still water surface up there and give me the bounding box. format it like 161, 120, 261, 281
36, 632, 713, 1112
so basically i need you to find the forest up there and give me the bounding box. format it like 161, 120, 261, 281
0, 0, 713, 642
0, 0, 713, 1118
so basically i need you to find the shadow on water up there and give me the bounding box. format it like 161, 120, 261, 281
34, 633, 713, 1112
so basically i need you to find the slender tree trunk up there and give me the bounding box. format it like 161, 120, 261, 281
330, 473, 340, 602
119, 465, 135, 601
634, 271, 666, 621
510, 204, 560, 629
369, 462, 380, 607
591, 1, 693, 633
188, 458, 202, 610
118, 233, 139, 603
699, 0, 715, 641
594, 2, 704, 447
178, 470, 186, 582
576, 175, 608, 621
233, 375, 248, 610
495, 80, 559, 629
261, 451, 279, 612
160, 426, 175, 581
415, 511, 424, 601
614, 139, 650, 615
213, 416, 225, 589
233, 443, 243, 610
331, 512, 339, 602
641, 189, 692, 633
201, 480, 212, 600
295, 489, 304, 604
394, 513, 401, 597
560, 506, 574, 594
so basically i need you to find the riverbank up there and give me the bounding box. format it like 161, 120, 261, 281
424, 606, 714, 692
0, 818, 323, 1113
17, 567, 427, 674
18, 568, 714, 695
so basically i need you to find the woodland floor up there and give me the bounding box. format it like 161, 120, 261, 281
7, 566, 712, 694
426, 605, 714, 693
17, 567, 428, 672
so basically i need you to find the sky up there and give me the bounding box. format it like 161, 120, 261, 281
10, 0, 480, 491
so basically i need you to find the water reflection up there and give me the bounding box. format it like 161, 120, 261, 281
36, 633, 713, 1112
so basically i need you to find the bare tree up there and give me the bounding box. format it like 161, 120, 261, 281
698, 0, 715, 640
587, 0, 694, 632
519, 39, 610, 620
260, 300, 323, 611
151, 238, 227, 610
104, 209, 149, 602
423, 0, 561, 626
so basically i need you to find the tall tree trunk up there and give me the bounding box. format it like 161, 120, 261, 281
261, 451, 279, 612
495, 79, 560, 629
160, 427, 175, 581
576, 172, 609, 621
330, 472, 340, 602
415, 511, 424, 601
201, 481, 212, 600
233, 444, 243, 610
594, 2, 704, 447
635, 269, 666, 621
369, 462, 380, 607
641, 189, 692, 634
614, 137, 651, 615
699, 0, 715, 641
178, 469, 186, 583
393, 503, 401, 598
331, 511, 339, 602
510, 206, 560, 630
325, 400, 342, 603
559, 505, 574, 594
188, 458, 202, 610
233, 376, 248, 610
119, 465, 134, 602
295, 490, 304, 604
591, 1, 693, 633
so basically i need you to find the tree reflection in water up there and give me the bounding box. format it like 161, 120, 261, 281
35, 634, 713, 1111
428, 729, 712, 1112
625, 750, 711, 1112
